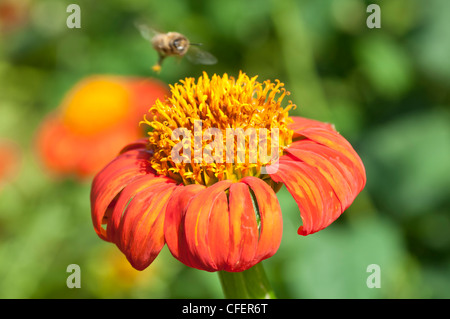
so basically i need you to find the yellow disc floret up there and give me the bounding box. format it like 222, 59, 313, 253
141, 71, 295, 186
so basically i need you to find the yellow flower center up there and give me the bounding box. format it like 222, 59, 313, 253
62, 77, 131, 135
141, 72, 295, 186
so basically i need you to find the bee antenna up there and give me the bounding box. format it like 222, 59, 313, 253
190, 42, 203, 46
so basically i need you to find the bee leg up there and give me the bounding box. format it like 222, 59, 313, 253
152, 54, 165, 73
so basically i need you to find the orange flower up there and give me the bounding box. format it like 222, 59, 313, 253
90, 72, 366, 272
0, 0, 29, 34
35, 75, 168, 178
0, 139, 21, 190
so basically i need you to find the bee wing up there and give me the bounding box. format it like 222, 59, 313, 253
185, 45, 218, 65
134, 22, 159, 42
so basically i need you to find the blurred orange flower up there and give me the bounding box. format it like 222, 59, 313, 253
0, 139, 21, 190
35, 75, 169, 178
0, 0, 30, 34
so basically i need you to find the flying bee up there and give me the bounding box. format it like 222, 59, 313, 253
135, 22, 217, 73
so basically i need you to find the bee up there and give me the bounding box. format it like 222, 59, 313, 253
135, 22, 217, 73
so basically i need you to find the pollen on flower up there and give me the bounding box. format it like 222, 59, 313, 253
141, 71, 295, 186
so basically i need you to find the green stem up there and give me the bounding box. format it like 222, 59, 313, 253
218, 262, 276, 299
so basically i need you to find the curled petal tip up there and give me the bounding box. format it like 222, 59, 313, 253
270, 116, 366, 236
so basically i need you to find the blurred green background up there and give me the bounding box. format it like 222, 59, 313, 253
1, 0, 449, 298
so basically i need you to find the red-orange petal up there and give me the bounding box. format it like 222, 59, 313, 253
118, 138, 149, 154
166, 177, 282, 272
164, 184, 206, 269
226, 182, 259, 271
240, 176, 283, 261
183, 180, 233, 271
90, 143, 155, 241
110, 175, 178, 270
269, 116, 366, 236
289, 116, 336, 137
